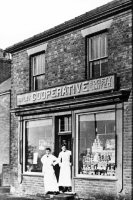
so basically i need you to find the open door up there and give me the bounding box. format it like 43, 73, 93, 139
54, 115, 72, 181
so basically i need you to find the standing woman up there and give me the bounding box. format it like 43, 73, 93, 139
41, 148, 59, 195
58, 144, 72, 193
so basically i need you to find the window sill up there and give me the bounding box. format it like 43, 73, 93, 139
23, 172, 44, 177
74, 174, 117, 181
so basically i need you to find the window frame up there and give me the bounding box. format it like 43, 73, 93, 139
30, 50, 45, 91
86, 30, 108, 79
58, 115, 72, 135
75, 105, 122, 180
22, 117, 54, 176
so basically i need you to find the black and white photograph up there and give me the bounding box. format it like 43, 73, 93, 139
0, 0, 132, 199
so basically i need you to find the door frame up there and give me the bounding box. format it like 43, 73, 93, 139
54, 112, 75, 191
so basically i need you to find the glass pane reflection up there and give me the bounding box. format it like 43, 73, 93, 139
25, 119, 53, 173
78, 112, 116, 177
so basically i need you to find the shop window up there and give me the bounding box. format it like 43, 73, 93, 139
24, 118, 53, 173
59, 116, 71, 133
77, 111, 116, 177
87, 33, 108, 78
31, 53, 45, 90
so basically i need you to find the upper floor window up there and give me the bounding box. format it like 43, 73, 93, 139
31, 53, 45, 90
87, 33, 108, 79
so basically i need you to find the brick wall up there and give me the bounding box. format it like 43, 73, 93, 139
11, 51, 29, 108
74, 179, 117, 199
123, 92, 132, 197
0, 49, 11, 186
109, 10, 132, 198
108, 11, 132, 89
11, 31, 85, 108
0, 92, 10, 178
0, 57, 11, 84
10, 7, 132, 200
18, 176, 44, 195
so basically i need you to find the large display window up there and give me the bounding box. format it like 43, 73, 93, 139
23, 118, 53, 173
76, 111, 116, 177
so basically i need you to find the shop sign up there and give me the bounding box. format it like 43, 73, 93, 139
17, 74, 115, 106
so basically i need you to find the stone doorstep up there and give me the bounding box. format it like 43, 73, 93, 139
38, 193, 75, 200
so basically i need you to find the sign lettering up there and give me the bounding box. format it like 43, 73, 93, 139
17, 75, 115, 106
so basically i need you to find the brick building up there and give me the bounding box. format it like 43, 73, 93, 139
0, 49, 11, 186
5, 0, 132, 199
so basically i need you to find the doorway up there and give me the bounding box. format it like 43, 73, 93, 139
54, 115, 72, 181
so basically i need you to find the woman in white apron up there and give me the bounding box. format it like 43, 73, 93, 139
58, 144, 72, 193
41, 148, 59, 195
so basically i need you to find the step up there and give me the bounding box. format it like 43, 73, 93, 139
0, 186, 10, 193
37, 193, 75, 200
54, 193, 74, 200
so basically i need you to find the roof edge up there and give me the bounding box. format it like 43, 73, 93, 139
5, 0, 132, 53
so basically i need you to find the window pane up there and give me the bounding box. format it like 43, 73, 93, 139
97, 36, 101, 59
68, 116, 71, 132
89, 38, 93, 60
25, 119, 53, 173
100, 34, 107, 57
91, 60, 100, 78
64, 117, 68, 131
96, 112, 115, 149
90, 36, 101, 60
35, 54, 45, 75
33, 57, 37, 76
78, 112, 116, 176
60, 117, 65, 132
37, 55, 41, 74
93, 38, 97, 59
37, 54, 45, 74
34, 74, 45, 90
59, 116, 71, 132
101, 58, 108, 76
78, 114, 95, 174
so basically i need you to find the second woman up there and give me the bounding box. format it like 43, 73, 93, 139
58, 144, 72, 193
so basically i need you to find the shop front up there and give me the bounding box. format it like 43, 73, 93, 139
21, 114, 72, 178
13, 73, 130, 197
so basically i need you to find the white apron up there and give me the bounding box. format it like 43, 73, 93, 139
41, 154, 59, 193
58, 150, 72, 187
